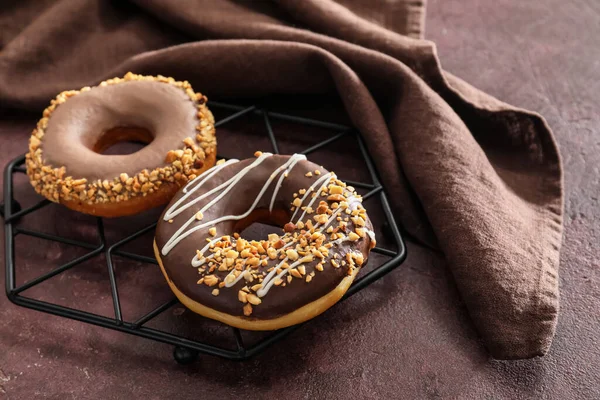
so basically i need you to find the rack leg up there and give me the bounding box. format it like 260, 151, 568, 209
173, 346, 199, 365
0, 199, 22, 220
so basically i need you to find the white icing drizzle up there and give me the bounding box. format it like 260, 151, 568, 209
161, 152, 374, 301
226, 268, 247, 287
294, 173, 334, 224
162, 153, 308, 256
182, 160, 234, 194
365, 229, 376, 242
164, 159, 239, 220
319, 207, 345, 231
314, 196, 361, 233
196, 222, 297, 273
221, 258, 249, 287
257, 257, 303, 297
255, 197, 360, 297
290, 172, 333, 222
269, 156, 304, 212
162, 153, 272, 255
223, 228, 302, 291
254, 180, 349, 297
191, 236, 223, 267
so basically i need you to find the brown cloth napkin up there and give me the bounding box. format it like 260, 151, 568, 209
0, 0, 563, 359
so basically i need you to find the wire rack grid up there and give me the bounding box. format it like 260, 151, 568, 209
2, 101, 406, 364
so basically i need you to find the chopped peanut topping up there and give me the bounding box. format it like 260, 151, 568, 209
286, 249, 299, 261
26, 75, 214, 206
314, 214, 328, 225
328, 185, 343, 194
298, 255, 313, 264
247, 257, 260, 267
203, 275, 219, 286
353, 252, 365, 266
240, 248, 252, 258
247, 293, 261, 305
284, 222, 296, 233
351, 216, 366, 227
327, 194, 345, 202
290, 269, 302, 278
316, 204, 328, 214
348, 232, 360, 241
238, 290, 248, 303
226, 250, 239, 259
267, 247, 278, 259
236, 238, 248, 252
183, 165, 374, 317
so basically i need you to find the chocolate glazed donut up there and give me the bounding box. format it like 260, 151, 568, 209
154, 152, 377, 330
26, 73, 217, 217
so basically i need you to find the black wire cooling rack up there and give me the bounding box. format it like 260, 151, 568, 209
1, 101, 406, 364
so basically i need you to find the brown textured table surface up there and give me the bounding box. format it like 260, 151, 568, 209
1, 1, 598, 398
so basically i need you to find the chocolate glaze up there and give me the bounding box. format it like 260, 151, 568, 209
155, 155, 374, 320
41, 80, 198, 181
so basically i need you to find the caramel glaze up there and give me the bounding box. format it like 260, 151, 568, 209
41, 80, 198, 180
155, 155, 375, 320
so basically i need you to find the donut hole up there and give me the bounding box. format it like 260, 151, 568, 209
93, 126, 154, 155
233, 208, 289, 241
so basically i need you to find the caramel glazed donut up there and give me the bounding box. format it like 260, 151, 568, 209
26, 73, 217, 217
154, 152, 377, 330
